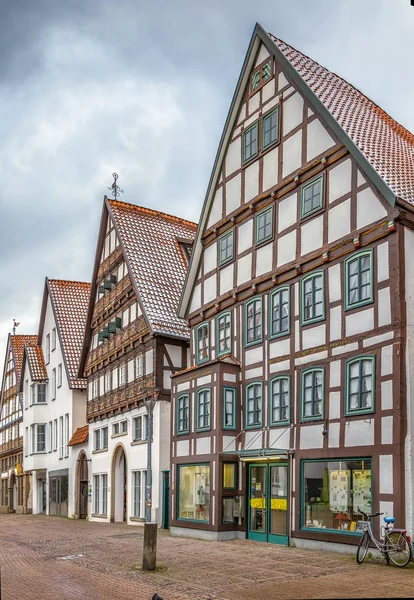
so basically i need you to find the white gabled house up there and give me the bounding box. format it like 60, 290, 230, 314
170, 23, 414, 550
20, 278, 90, 517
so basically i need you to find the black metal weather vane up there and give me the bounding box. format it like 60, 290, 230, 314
107, 172, 124, 200
12, 319, 20, 335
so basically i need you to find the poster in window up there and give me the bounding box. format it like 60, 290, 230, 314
353, 470, 371, 515
329, 470, 350, 513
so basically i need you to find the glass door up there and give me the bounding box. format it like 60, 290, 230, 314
248, 465, 267, 542
248, 463, 289, 545
268, 465, 289, 545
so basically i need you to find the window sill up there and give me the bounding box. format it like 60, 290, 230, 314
300, 417, 324, 423
130, 516, 145, 522
344, 299, 374, 312
91, 513, 108, 518
300, 206, 324, 222
131, 440, 148, 446
29, 452, 47, 456
92, 448, 108, 455
300, 316, 325, 327
111, 432, 127, 439
345, 410, 374, 418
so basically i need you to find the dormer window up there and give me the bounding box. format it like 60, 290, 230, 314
31, 384, 46, 405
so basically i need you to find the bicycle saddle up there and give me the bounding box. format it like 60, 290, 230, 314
384, 516, 395, 524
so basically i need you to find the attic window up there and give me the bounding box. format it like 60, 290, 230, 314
251, 70, 260, 91
262, 61, 271, 81
250, 59, 273, 94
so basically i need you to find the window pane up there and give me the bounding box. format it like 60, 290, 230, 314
178, 465, 210, 522
223, 463, 236, 489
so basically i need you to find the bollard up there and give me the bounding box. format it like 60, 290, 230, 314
142, 522, 158, 571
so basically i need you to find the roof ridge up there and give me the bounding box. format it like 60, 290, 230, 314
48, 279, 91, 286
108, 198, 198, 228
270, 34, 414, 147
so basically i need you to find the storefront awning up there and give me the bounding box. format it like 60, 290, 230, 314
222, 448, 293, 461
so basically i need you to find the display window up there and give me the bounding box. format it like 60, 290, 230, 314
178, 464, 210, 522
302, 459, 372, 532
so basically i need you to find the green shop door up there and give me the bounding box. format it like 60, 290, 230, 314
248, 463, 289, 545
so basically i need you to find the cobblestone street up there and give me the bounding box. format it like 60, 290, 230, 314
0, 514, 413, 599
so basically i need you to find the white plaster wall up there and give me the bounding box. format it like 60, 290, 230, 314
279, 72, 289, 89
203, 274, 217, 305
378, 288, 391, 327
204, 242, 217, 274
328, 264, 341, 303
404, 227, 414, 536
328, 199, 351, 243
245, 347, 263, 365
196, 437, 211, 455
249, 92, 260, 116
282, 92, 303, 135
237, 254, 252, 286
268, 427, 290, 450
256, 243, 273, 277
282, 130, 302, 179
381, 345, 393, 376
381, 416, 393, 445
300, 425, 324, 449
330, 360, 341, 388
345, 308, 374, 337
262, 79, 275, 104
189, 284, 201, 314
219, 264, 234, 295
377, 242, 389, 282
244, 430, 263, 450
278, 192, 297, 233
262, 147, 278, 192
238, 219, 253, 253
328, 159, 352, 203
356, 187, 387, 229
225, 174, 242, 215
330, 306, 342, 341
255, 44, 271, 66
379, 455, 393, 494
381, 380, 393, 411
302, 324, 326, 350
277, 230, 296, 266
306, 119, 335, 162
328, 422, 340, 448
226, 137, 241, 177
301, 215, 323, 255
269, 339, 290, 359
244, 160, 259, 203
207, 187, 223, 228
329, 392, 341, 420
344, 420, 374, 446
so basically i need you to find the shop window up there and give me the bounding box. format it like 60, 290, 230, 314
245, 297, 262, 346
301, 271, 325, 325
301, 368, 324, 421
256, 206, 273, 245
270, 286, 290, 337
346, 356, 375, 415
270, 376, 290, 425
218, 230, 234, 266
196, 388, 211, 431
345, 250, 373, 310
245, 382, 263, 428
223, 463, 237, 490
302, 459, 372, 532
217, 312, 232, 356
177, 394, 189, 435
223, 387, 236, 430
301, 175, 324, 218
196, 323, 209, 364
178, 464, 210, 522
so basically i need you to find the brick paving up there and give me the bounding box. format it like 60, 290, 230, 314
0, 515, 413, 599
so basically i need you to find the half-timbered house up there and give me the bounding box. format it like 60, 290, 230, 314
0, 334, 37, 513
78, 197, 196, 525
20, 278, 90, 517
171, 23, 414, 550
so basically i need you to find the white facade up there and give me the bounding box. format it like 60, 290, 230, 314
22, 295, 87, 517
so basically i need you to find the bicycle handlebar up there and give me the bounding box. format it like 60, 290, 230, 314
357, 508, 384, 519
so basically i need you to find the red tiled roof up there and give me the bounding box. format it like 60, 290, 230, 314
269, 34, 414, 203
48, 280, 91, 389
25, 345, 48, 381
108, 200, 197, 338
10, 335, 37, 386
68, 425, 89, 446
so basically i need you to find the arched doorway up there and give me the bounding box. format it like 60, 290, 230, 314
76, 452, 89, 519
111, 444, 127, 523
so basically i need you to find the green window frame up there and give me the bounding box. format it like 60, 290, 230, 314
243, 122, 258, 163
251, 70, 260, 91
245, 382, 263, 429
270, 376, 290, 425
344, 250, 374, 310
301, 175, 324, 218
196, 388, 211, 431
223, 463, 237, 490
245, 297, 263, 346
301, 367, 324, 421
345, 356, 375, 416
262, 61, 272, 81
270, 286, 290, 338
176, 394, 189, 435
196, 323, 209, 364
223, 387, 236, 430
255, 206, 274, 245
262, 107, 279, 150
216, 312, 232, 356
301, 271, 325, 325
218, 230, 234, 266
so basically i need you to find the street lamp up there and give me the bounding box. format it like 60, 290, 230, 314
142, 385, 160, 571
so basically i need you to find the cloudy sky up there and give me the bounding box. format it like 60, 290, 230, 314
0, 0, 413, 367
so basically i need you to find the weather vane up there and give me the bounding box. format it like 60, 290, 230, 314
12, 319, 20, 335
107, 172, 124, 200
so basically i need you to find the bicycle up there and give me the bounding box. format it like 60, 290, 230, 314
356, 509, 412, 567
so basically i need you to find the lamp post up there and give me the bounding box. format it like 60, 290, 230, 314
142, 386, 160, 571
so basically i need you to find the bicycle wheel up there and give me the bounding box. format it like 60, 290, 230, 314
386, 532, 412, 567
356, 532, 370, 564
